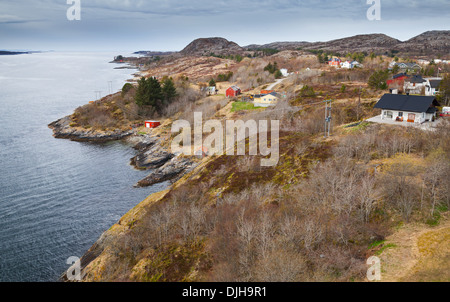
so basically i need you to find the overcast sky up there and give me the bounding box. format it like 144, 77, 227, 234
1, 0, 449, 52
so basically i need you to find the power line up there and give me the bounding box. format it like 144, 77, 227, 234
108, 81, 113, 94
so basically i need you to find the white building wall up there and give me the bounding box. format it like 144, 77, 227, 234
381, 110, 433, 124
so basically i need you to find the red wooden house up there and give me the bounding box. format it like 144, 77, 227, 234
387, 73, 409, 87
226, 86, 241, 98
328, 58, 341, 67
145, 121, 161, 129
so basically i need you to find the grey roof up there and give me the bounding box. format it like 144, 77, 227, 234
429, 79, 442, 89
229, 85, 240, 91
398, 62, 420, 69
374, 94, 439, 113
407, 75, 426, 83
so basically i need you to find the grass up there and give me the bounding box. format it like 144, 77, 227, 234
231, 101, 258, 112
368, 240, 385, 249
401, 224, 450, 282
375, 243, 397, 256
368, 239, 397, 256
342, 121, 370, 132
426, 204, 449, 227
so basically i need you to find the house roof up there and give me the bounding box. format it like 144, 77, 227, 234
393, 72, 408, 79
229, 85, 240, 91
429, 79, 442, 89
407, 74, 426, 83
397, 62, 420, 69
374, 94, 438, 113
263, 92, 281, 98
427, 107, 438, 114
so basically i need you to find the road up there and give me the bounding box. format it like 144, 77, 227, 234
266, 77, 287, 90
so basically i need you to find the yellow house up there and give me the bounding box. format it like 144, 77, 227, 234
258, 92, 280, 105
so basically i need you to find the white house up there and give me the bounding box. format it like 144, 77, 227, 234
205, 86, 217, 95
404, 75, 427, 94
374, 94, 440, 124
280, 68, 289, 77
424, 78, 442, 96
417, 59, 430, 65
340, 61, 353, 69
391, 62, 421, 71
351, 61, 363, 68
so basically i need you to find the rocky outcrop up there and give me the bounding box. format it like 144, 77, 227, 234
130, 143, 175, 170
135, 157, 198, 188
180, 37, 245, 57
48, 116, 133, 142
127, 134, 197, 187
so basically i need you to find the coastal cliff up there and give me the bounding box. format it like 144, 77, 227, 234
49, 117, 197, 189
49, 116, 133, 142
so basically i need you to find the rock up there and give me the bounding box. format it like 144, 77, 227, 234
130, 142, 174, 170
48, 116, 133, 142
134, 157, 198, 188
125, 134, 157, 151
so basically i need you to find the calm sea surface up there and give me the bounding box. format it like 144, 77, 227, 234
0, 52, 166, 282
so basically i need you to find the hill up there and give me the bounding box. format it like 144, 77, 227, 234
243, 31, 450, 56
180, 37, 245, 56
394, 30, 450, 56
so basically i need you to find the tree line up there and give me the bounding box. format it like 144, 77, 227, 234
134, 76, 178, 115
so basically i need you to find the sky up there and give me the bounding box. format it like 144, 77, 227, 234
0, 0, 449, 52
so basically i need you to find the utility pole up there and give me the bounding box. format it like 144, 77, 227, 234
324, 100, 332, 138
108, 81, 113, 94
95, 91, 102, 100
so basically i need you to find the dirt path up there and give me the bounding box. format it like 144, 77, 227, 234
266, 77, 286, 90
378, 215, 450, 282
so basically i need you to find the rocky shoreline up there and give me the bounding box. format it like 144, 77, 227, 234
48, 116, 134, 142
49, 117, 197, 188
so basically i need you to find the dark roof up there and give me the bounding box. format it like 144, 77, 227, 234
374, 94, 438, 113
427, 107, 438, 114
407, 75, 426, 83
393, 73, 408, 79
429, 79, 441, 89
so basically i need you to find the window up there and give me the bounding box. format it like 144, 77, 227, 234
398, 112, 403, 117
384, 111, 393, 119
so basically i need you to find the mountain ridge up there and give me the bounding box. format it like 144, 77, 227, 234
179, 31, 449, 57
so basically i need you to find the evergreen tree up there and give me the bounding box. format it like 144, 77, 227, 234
368, 70, 389, 90
134, 76, 163, 108
209, 78, 216, 87
162, 78, 178, 103
274, 69, 283, 79
135, 77, 148, 107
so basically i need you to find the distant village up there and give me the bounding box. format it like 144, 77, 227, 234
195, 55, 449, 129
